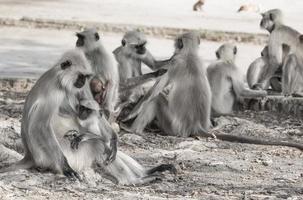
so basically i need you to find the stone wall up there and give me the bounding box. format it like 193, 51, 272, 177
240, 96, 303, 118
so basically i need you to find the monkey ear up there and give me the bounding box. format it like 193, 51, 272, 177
95, 32, 100, 41
260, 13, 265, 18
299, 35, 303, 43
176, 38, 183, 49
233, 46, 237, 55
261, 52, 264, 56
121, 39, 126, 46
61, 60, 72, 70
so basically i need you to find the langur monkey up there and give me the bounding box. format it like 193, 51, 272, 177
282, 36, 303, 97
259, 9, 301, 90
124, 32, 212, 137
64, 99, 176, 185
76, 28, 119, 120
208, 43, 267, 116
0, 50, 105, 178
246, 46, 270, 89
122, 37, 303, 150
113, 30, 171, 112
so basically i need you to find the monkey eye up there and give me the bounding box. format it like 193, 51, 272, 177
61, 60, 72, 70
135, 42, 146, 49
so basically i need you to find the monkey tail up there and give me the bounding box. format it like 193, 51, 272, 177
0, 157, 33, 173
215, 133, 303, 151
146, 164, 177, 175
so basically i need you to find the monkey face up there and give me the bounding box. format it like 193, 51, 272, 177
76, 33, 85, 47
134, 42, 147, 55
74, 73, 91, 88
77, 105, 93, 120
75, 30, 100, 48
260, 11, 280, 32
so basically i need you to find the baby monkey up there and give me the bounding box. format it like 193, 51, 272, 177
65, 99, 176, 185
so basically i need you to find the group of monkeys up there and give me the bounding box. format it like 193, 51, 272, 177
1, 8, 303, 186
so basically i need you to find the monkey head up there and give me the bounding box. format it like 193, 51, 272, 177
76, 99, 100, 121
76, 28, 100, 51
260, 9, 283, 33
174, 32, 200, 54
57, 50, 92, 93
90, 77, 108, 105
121, 30, 147, 55
215, 43, 237, 63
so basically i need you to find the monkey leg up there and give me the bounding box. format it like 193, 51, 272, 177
269, 77, 282, 92
130, 98, 157, 134
64, 130, 116, 165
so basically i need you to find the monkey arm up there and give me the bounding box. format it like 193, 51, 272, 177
260, 39, 283, 89
231, 75, 267, 99
119, 69, 167, 91
141, 50, 172, 70
122, 73, 169, 121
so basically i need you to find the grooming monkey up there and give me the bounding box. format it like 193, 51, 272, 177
208, 43, 267, 116
76, 28, 119, 120
282, 36, 303, 97
113, 30, 171, 113
0, 50, 101, 177
259, 9, 301, 90
64, 99, 176, 185
123, 32, 212, 137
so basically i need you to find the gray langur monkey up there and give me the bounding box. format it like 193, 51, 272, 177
123, 32, 212, 137
259, 9, 301, 90
113, 31, 171, 103
64, 99, 176, 185
246, 46, 270, 89
76, 28, 119, 120
282, 36, 303, 97
122, 39, 303, 150
207, 43, 267, 116
0, 50, 98, 178
113, 30, 171, 83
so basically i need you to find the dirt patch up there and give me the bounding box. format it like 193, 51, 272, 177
0, 86, 302, 200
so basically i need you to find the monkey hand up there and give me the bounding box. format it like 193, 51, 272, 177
154, 68, 168, 77
104, 137, 118, 165
70, 134, 84, 150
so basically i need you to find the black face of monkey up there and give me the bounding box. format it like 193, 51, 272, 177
77, 105, 93, 120
74, 74, 90, 88
134, 42, 147, 55
76, 33, 85, 47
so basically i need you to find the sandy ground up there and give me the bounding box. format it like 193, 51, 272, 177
0, 27, 263, 78
0, 81, 303, 200
0, 0, 302, 33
